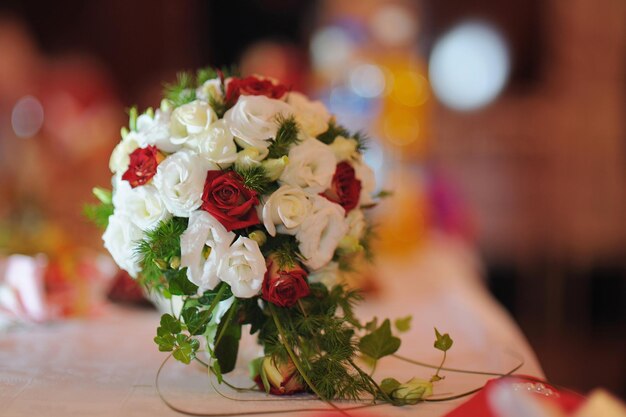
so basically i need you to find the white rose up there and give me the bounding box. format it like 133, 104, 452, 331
279, 139, 337, 193
224, 95, 294, 151
329, 136, 359, 162
153, 150, 214, 217
109, 132, 140, 174
354, 159, 376, 206
113, 179, 171, 231
137, 109, 179, 153
180, 211, 235, 292
296, 196, 347, 270
261, 185, 312, 237
234, 147, 269, 169
196, 78, 222, 102
338, 209, 367, 253
345, 209, 366, 241
308, 261, 340, 288
287, 92, 330, 137
218, 236, 266, 298
185, 119, 237, 167
170, 100, 217, 144
102, 212, 143, 278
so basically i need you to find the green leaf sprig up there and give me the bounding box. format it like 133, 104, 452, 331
431, 327, 454, 382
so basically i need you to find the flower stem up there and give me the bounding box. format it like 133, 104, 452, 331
269, 304, 352, 417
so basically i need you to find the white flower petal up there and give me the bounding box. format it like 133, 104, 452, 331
102, 212, 143, 278
296, 195, 347, 270
279, 139, 337, 194
180, 211, 236, 291
153, 150, 215, 217
218, 237, 266, 298
224, 95, 294, 151
261, 185, 312, 237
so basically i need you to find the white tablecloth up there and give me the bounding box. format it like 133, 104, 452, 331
0, 237, 543, 416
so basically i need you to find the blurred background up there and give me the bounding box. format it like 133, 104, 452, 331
0, 0, 624, 398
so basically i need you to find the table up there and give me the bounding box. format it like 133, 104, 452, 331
0, 236, 543, 416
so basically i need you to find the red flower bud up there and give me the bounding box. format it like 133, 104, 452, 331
121, 145, 163, 188
322, 162, 362, 213
225, 76, 288, 105
262, 257, 310, 308
254, 357, 305, 395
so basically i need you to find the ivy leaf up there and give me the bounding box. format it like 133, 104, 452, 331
364, 317, 378, 332
154, 333, 176, 352
182, 307, 212, 336
160, 314, 182, 334
434, 328, 453, 352
380, 378, 401, 395
167, 268, 199, 296
173, 340, 195, 364
358, 319, 401, 359
394, 316, 412, 333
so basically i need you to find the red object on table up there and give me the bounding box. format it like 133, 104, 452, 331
443, 375, 585, 417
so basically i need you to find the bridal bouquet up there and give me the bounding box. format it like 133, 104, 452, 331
88, 68, 454, 408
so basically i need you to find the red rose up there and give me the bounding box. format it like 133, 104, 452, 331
225, 76, 288, 104
253, 357, 305, 395
122, 145, 163, 188
201, 170, 260, 231
262, 257, 310, 308
323, 162, 362, 213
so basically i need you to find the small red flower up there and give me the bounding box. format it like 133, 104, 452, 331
225, 76, 288, 104
253, 357, 305, 395
122, 146, 162, 188
262, 257, 310, 308
322, 162, 362, 213
201, 170, 260, 231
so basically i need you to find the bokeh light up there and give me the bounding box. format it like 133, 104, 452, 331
429, 21, 510, 111
11, 95, 44, 138
349, 63, 385, 98
310, 26, 354, 72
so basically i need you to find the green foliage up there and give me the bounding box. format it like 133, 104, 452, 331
153, 284, 232, 365
267, 115, 300, 159
128, 106, 138, 131
259, 285, 376, 401
83, 187, 114, 228
213, 302, 242, 374
374, 190, 394, 199
164, 72, 196, 107
351, 130, 369, 152
317, 120, 350, 145
154, 314, 200, 364
134, 217, 188, 291
316, 120, 368, 151
381, 378, 401, 395
83, 202, 113, 229
92, 187, 112, 204
196, 65, 240, 86
233, 165, 275, 195
431, 328, 454, 382
196, 65, 240, 117
181, 307, 212, 336
262, 234, 303, 269
395, 316, 412, 333
165, 268, 198, 296
359, 319, 401, 360
434, 328, 453, 352
361, 223, 378, 263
